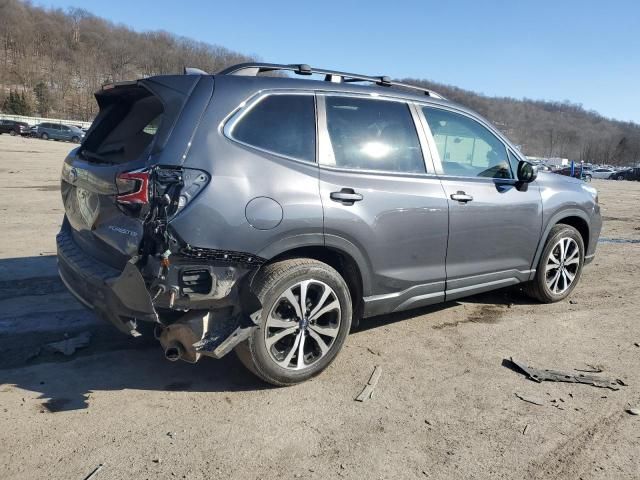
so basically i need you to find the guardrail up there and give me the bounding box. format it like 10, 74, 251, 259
0, 113, 92, 129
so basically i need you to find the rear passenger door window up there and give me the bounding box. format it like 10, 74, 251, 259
229, 93, 316, 163
422, 107, 512, 179
321, 96, 425, 174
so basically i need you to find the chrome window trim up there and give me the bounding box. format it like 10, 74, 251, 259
416, 102, 516, 180
222, 89, 318, 165
316, 92, 438, 177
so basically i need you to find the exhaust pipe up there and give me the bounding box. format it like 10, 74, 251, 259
164, 342, 184, 362
158, 311, 210, 363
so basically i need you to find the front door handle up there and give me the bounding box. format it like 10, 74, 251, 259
450, 191, 473, 203
330, 188, 363, 205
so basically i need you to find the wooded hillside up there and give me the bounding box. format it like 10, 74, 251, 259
1, 0, 639, 165
0, 0, 251, 121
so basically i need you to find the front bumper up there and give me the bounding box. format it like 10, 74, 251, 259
584, 206, 603, 265
57, 222, 157, 335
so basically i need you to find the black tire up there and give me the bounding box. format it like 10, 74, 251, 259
9, 130, 16, 136
524, 224, 584, 303
71, 136, 80, 143
616, 174, 625, 181
40, 132, 49, 140
235, 258, 352, 386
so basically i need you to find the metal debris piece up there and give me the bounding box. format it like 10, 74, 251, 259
507, 358, 625, 391
45, 331, 91, 356
355, 366, 382, 402
83, 463, 104, 480
626, 408, 639, 416
522, 424, 529, 435
514, 393, 544, 406
575, 365, 603, 373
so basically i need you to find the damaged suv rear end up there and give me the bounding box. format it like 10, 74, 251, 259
59, 63, 601, 387
58, 74, 264, 368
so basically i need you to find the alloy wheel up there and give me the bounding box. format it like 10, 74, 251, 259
264, 279, 341, 370
545, 237, 580, 295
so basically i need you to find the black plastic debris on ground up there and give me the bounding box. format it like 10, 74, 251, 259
503, 357, 626, 390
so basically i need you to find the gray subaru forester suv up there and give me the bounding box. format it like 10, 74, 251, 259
57, 63, 601, 385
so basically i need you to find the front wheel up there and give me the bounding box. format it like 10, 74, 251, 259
9, 130, 16, 136
524, 224, 584, 303
40, 132, 49, 140
616, 174, 625, 181
235, 258, 352, 386
71, 136, 80, 143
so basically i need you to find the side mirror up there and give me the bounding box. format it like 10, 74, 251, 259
517, 160, 538, 183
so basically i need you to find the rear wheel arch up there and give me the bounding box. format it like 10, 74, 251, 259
260, 245, 365, 323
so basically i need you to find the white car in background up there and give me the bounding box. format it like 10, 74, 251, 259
591, 167, 618, 179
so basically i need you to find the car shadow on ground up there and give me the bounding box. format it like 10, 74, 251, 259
2, 338, 271, 412
1, 255, 541, 412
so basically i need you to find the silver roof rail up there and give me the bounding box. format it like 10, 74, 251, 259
216, 63, 445, 99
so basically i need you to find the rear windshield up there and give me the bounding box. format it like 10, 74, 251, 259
82, 86, 163, 164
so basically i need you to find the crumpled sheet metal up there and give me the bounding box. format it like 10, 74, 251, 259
508, 357, 625, 391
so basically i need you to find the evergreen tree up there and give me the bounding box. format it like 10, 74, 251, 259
1, 90, 32, 115
33, 82, 51, 116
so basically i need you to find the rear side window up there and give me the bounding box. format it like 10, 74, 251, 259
323, 96, 425, 173
422, 107, 511, 179
231, 94, 316, 163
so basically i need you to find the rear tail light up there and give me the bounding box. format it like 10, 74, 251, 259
116, 170, 149, 204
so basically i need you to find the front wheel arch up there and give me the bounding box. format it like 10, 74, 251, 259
524, 224, 585, 302
530, 210, 591, 276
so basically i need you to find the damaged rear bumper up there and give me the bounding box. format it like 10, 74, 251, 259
57, 220, 263, 360
57, 221, 157, 336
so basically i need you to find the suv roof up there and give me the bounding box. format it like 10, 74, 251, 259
101, 63, 461, 113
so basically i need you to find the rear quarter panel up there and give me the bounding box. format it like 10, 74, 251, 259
168, 77, 324, 257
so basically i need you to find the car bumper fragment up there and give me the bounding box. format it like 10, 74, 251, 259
57, 224, 158, 336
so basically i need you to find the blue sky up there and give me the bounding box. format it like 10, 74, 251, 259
36, 0, 640, 123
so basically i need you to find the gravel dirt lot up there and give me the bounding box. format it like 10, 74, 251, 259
1, 134, 639, 479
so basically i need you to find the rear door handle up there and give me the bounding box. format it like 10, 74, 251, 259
330, 188, 363, 204
450, 191, 473, 203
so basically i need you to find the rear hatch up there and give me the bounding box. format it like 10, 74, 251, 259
61, 75, 214, 270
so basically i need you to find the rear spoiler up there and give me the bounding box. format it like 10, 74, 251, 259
101, 80, 138, 91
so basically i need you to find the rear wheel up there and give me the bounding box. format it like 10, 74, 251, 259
235, 258, 352, 386
71, 136, 80, 143
616, 174, 625, 180
40, 132, 49, 140
9, 130, 16, 136
524, 224, 584, 303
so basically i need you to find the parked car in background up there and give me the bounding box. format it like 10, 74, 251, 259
0, 119, 30, 136
610, 167, 640, 181
30, 122, 85, 143
591, 167, 618, 179
555, 165, 592, 182
529, 160, 554, 172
